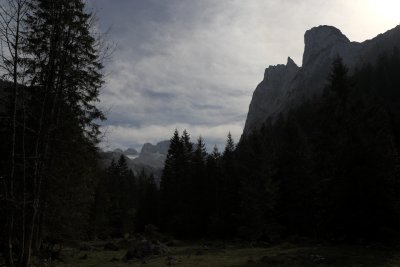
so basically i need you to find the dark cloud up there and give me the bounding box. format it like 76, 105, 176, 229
141, 89, 176, 100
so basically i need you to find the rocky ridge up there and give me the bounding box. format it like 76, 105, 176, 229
99, 140, 170, 185
243, 25, 400, 135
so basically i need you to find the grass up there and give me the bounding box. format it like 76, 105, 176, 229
46, 241, 400, 267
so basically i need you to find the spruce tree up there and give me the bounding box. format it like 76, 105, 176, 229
190, 137, 208, 235
328, 56, 350, 103
160, 129, 183, 234
181, 129, 193, 166
136, 173, 159, 231
220, 132, 239, 236
1, 0, 107, 264
206, 145, 224, 236
224, 132, 235, 156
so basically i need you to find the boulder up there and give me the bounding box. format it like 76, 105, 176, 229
125, 239, 169, 260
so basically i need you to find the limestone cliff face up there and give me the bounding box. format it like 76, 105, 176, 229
244, 57, 299, 134
243, 25, 400, 135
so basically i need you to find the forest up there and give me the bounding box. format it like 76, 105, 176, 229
107, 53, 400, 243
1, 0, 400, 266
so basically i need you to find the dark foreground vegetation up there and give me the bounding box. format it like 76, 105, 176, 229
0, 0, 106, 266
1, 0, 400, 266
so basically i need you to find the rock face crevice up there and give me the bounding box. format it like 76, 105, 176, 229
243, 25, 400, 135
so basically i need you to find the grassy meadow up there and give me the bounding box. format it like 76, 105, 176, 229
39, 241, 400, 267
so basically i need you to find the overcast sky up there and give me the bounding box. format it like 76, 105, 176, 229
86, 0, 400, 152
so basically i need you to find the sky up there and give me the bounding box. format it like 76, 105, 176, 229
86, 0, 400, 152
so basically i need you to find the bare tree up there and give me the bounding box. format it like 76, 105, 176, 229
0, 1, 29, 266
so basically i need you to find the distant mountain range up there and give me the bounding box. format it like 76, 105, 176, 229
99, 140, 170, 185
244, 25, 400, 135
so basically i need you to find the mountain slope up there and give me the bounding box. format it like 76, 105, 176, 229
243, 25, 400, 135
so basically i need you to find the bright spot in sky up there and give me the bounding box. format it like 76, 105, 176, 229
367, 0, 400, 25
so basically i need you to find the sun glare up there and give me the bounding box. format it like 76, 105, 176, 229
367, 0, 400, 25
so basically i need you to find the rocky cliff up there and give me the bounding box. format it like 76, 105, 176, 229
243, 25, 400, 135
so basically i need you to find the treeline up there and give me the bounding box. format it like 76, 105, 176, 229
92, 156, 159, 239
114, 50, 400, 242
91, 130, 239, 239
160, 130, 239, 238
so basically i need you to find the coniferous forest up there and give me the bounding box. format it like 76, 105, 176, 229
129, 52, 400, 243
1, 0, 400, 266
92, 51, 400, 248
90, 50, 400, 245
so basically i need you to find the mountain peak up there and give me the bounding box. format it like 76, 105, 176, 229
140, 140, 170, 155
286, 57, 297, 68
303, 25, 350, 67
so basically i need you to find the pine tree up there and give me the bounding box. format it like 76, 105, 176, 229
328, 56, 350, 103
190, 137, 208, 235
220, 132, 240, 236
160, 129, 183, 234
235, 128, 279, 240
206, 145, 223, 236
93, 156, 137, 238
223, 132, 235, 156
117, 155, 129, 177
0, 0, 107, 264
160, 129, 181, 196
181, 129, 193, 166
136, 173, 159, 231
193, 136, 207, 164
211, 145, 221, 160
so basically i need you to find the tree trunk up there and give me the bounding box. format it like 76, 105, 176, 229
19, 205, 37, 267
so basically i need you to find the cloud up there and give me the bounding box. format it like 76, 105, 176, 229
87, 0, 400, 151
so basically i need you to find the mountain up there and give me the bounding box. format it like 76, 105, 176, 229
124, 148, 139, 159
140, 140, 169, 155
243, 25, 400, 135
99, 140, 170, 185
134, 140, 169, 170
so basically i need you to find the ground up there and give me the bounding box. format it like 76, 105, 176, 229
43, 241, 400, 267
